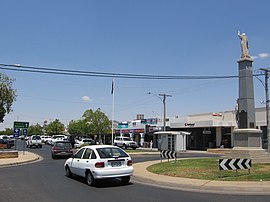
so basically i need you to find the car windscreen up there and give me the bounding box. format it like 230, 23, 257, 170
32, 136, 41, 140
97, 148, 129, 158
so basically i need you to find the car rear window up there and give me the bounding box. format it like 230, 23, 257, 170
32, 136, 41, 140
97, 148, 129, 158
55, 142, 71, 148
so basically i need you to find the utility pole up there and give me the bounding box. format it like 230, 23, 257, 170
158, 94, 172, 131
111, 78, 115, 145
260, 68, 270, 153
148, 92, 172, 131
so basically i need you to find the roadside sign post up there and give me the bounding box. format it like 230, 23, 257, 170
22, 129, 28, 155
13, 128, 20, 150
14, 121, 29, 129
13, 128, 20, 138
22, 128, 28, 137
13, 121, 29, 155
219, 158, 252, 178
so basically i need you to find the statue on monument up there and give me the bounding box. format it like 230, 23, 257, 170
238, 31, 251, 58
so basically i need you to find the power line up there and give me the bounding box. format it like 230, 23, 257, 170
0, 63, 263, 80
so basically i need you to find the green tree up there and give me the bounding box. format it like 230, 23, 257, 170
82, 108, 111, 143
0, 73, 17, 123
0, 128, 13, 136
28, 124, 44, 136
67, 119, 86, 136
45, 119, 65, 135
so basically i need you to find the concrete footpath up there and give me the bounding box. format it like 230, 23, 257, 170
1, 151, 270, 195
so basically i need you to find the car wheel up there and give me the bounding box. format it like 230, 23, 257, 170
121, 176, 130, 185
132, 147, 136, 150
65, 166, 72, 178
86, 171, 95, 186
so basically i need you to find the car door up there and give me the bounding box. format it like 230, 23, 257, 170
117, 137, 123, 147
70, 148, 85, 176
78, 148, 96, 175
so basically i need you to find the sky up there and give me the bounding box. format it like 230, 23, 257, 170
1, 0, 270, 130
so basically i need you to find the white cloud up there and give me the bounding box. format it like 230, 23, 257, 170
258, 53, 270, 59
251, 53, 270, 60
82, 96, 92, 101
251, 55, 258, 59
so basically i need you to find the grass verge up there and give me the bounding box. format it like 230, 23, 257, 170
125, 149, 158, 153
147, 158, 270, 181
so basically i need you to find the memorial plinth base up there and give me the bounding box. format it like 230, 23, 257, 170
224, 147, 270, 163
233, 128, 262, 147
223, 129, 270, 163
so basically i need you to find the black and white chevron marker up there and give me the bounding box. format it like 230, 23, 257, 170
160, 150, 177, 159
219, 158, 251, 170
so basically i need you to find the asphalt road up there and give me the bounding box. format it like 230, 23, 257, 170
0, 140, 268, 202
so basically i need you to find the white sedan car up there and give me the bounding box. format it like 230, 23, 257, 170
74, 138, 95, 148
64, 145, 133, 186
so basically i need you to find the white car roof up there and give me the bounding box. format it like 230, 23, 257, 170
81, 144, 119, 149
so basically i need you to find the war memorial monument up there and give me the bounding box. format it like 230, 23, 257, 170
225, 32, 270, 162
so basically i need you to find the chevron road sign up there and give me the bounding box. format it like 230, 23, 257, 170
160, 150, 177, 159
219, 158, 251, 171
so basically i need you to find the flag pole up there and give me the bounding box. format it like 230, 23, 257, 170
111, 78, 115, 145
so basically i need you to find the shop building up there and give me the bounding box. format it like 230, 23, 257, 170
115, 107, 268, 150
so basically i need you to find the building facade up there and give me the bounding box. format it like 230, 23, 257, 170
115, 107, 268, 150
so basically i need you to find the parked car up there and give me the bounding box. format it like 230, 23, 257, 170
19, 135, 25, 140
51, 141, 73, 159
26, 135, 42, 148
0, 135, 15, 148
64, 145, 133, 186
113, 137, 139, 150
41, 136, 52, 144
74, 138, 95, 148
41, 135, 47, 143
47, 135, 67, 145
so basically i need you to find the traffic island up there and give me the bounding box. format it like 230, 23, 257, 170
0, 150, 19, 159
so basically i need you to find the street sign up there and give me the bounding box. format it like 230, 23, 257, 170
22, 128, 28, 137
13, 128, 20, 138
14, 121, 29, 129
160, 150, 177, 159
219, 158, 251, 170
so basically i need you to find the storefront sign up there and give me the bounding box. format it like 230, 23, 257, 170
185, 123, 195, 127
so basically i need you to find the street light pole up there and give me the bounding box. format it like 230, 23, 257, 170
260, 68, 270, 153
148, 92, 172, 131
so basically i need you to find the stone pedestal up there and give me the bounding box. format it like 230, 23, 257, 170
233, 128, 262, 148
224, 129, 270, 163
